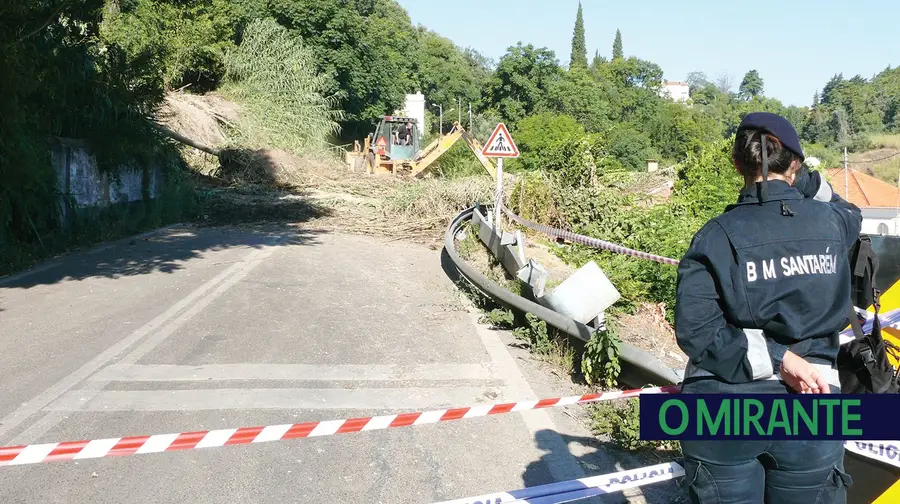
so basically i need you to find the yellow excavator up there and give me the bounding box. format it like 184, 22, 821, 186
345, 116, 496, 179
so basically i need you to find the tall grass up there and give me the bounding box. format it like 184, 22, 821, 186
868, 133, 900, 150
221, 19, 342, 155
872, 158, 900, 186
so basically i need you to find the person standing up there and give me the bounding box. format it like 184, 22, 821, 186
675, 112, 861, 503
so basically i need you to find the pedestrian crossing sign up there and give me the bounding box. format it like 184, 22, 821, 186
481, 123, 519, 158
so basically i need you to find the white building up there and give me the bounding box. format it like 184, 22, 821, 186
829, 168, 900, 236
396, 92, 426, 139
659, 81, 690, 103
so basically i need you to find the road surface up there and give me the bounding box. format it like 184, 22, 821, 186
0, 224, 678, 503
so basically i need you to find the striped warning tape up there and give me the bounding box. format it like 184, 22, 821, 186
0, 385, 679, 467
845, 440, 900, 470
499, 204, 681, 266
839, 307, 900, 344
431, 462, 684, 504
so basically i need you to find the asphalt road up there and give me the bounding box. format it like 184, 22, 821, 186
0, 224, 672, 504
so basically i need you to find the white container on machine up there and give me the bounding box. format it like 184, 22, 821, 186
539, 261, 620, 324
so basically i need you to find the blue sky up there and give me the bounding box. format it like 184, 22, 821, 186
396, 0, 899, 107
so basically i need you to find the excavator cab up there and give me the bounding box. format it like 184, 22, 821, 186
372, 116, 420, 162
345, 118, 495, 179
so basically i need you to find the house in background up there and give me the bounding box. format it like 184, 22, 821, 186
827, 168, 900, 236
659, 81, 690, 103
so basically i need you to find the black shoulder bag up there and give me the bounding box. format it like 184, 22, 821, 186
837, 235, 900, 393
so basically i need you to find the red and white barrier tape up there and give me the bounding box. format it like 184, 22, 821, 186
499, 204, 680, 266
0, 385, 679, 467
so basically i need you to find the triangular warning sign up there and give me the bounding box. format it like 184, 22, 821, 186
482, 123, 519, 158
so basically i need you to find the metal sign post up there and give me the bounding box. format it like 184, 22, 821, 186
495, 158, 504, 229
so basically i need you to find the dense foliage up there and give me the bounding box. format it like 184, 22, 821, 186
1, 0, 175, 271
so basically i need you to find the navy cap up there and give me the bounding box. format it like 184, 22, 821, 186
737, 112, 805, 161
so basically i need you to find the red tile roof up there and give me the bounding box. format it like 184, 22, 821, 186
827, 168, 900, 209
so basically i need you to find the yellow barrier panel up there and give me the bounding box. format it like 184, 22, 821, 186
873, 478, 900, 503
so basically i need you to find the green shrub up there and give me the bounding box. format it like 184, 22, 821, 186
582, 326, 621, 388
509, 171, 560, 226
511, 113, 586, 171
513, 313, 553, 354
604, 125, 658, 172
481, 308, 516, 328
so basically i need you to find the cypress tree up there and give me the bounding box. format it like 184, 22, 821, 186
569, 2, 588, 69
612, 29, 623, 59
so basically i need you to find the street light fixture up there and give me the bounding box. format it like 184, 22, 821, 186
431, 103, 454, 137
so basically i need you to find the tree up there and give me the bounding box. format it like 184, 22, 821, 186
605, 125, 657, 172
715, 72, 734, 94
612, 29, 623, 59
821, 74, 845, 106
738, 70, 764, 100
591, 50, 606, 71
831, 107, 852, 148
569, 2, 587, 69
102, 0, 238, 92
267, 0, 421, 138
609, 57, 663, 90
548, 67, 615, 132
686, 71, 709, 94
483, 43, 562, 126
512, 112, 585, 171
690, 82, 723, 106
416, 30, 483, 122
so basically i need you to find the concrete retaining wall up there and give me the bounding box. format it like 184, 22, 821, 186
50, 138, 163, 223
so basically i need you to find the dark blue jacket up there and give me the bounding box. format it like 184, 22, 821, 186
675, 177, 862, 384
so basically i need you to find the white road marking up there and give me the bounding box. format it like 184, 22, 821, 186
45, 387, 517, 412
1, 237, 281, 444
89, 363, 502, 382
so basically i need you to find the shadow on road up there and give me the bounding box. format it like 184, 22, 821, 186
0, 222, 328, 290
521, 429, 684, 504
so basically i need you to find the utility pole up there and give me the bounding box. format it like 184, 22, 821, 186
468, 102, 473, 130
432, 103, 443, 136
458, 98, 462, 125
844, 148, 849, 200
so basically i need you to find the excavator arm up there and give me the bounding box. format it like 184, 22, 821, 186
409, 122, 496, 180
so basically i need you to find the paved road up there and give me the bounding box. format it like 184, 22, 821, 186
0, 224, 670, 503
